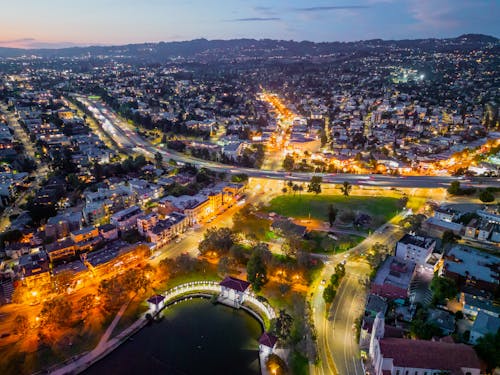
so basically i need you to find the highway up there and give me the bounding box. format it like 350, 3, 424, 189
73, 95, 499, 189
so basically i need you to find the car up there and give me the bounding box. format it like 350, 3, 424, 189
321, 279, 326, 285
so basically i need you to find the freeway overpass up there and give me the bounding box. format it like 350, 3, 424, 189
76, 95, 499, 189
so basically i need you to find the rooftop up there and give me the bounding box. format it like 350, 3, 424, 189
219, 276, 250, 292
373, 256, 416, 290
379, 338, 481, 373
398, 233, 435, 249
444, 245, 500, 285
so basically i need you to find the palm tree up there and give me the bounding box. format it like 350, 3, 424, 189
340, 181, 352, 197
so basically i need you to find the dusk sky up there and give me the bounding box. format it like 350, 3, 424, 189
1, 0, 499, 49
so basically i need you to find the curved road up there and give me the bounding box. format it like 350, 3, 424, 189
74, 95, 499, 189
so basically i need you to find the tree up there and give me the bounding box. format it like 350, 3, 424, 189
40, 297, 72, 327
275, 309, 293, 340
307, 176, 322, 195
447, 181, 461, 195
323, 284, 337, 304
198, 227, 236, 256
217, 256, 232, 275
410, 319, 442, 340
479, 190, 495, 203
154, 151, 163, 168
442, 230, 458, 245
398, 195, 409, 209
339, 181, 352, 197
430, 275, 458, 305
400, 214, 426, 234
327, 204, 338, 227
283, 154, 294, 171
475, 331, 500, 371
13, 314, 29, 335
247, 249, 268, 291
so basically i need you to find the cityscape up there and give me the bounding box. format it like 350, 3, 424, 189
0, 1, 499, 375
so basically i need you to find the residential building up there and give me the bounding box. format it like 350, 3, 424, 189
395, 234, 436, 265
45, 238, 76, 262
441, 245, 500, 293
371, 257, 416, 300
110, 206, 142, 232
18, 250, 51, 289
98, 224, 118, 241
470, 311, 500, 344
146, 212, 188, 245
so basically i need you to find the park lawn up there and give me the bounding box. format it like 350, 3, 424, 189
308, 231, 364, 254
290, 350, 309, 375
266, 194, 400, 226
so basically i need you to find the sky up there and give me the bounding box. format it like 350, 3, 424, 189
0, 0, 498, 49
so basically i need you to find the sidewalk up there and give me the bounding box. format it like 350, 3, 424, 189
50, 302, 152, 375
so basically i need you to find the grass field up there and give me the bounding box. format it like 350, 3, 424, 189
308, 231, 364, 254
266, 194, 401, 228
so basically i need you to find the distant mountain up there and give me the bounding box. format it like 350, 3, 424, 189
0, 34, 497, 61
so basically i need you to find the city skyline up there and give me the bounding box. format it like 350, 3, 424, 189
1, 0, 499, 49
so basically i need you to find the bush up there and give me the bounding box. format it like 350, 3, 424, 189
479, 190, 495, 203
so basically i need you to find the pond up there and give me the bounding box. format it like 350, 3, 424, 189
85, 298, 262, 375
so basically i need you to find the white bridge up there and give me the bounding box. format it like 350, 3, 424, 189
148, 280, 276, 326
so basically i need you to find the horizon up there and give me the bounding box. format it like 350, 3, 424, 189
1, 0, 499, 49
0, 32, 498, 51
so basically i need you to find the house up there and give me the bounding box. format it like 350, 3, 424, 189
434, 207, 457, 222
219, 276, 251, 308
470, 311, 500, 344
395, 234, 436, 265
423, 217, 463, 237
369, 313, 481, 375
365, 294, 388, 319
110, 206, 142, 232
426, 308, 456, 336
371, 257, 416, 300
441, 245, 500, 293
258, 332, 278, 356
147, 294, 166, 313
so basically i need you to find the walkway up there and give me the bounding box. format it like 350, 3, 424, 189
157, 281, 276, 323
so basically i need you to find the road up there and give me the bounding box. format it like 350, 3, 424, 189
0, 104, 49, 231
72, 95, 499, 189
310, 218, 405, 375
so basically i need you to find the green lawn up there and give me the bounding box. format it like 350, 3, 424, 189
308, 231, 364, 254
266, 194, 400, 227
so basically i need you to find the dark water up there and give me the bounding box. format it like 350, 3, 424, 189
85, 298, 262, 375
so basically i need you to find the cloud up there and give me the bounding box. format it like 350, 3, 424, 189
408, 0, 459, 31
0, 38, 100, 49
293, 5, 369, 12
227, 17, 281, 22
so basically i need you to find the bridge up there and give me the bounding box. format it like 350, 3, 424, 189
148, 281, 277, 328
